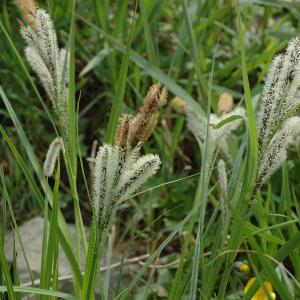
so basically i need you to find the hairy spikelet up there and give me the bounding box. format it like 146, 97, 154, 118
34, 9, 58, 76
256, 38, 300, 155
20, 25, 35, 44
256, 54, 284, 149
127, 84, 167, 149
93, 145, 109, 218
43, 137, 63, 177
57, 48, 70, 100
25, 46, 55, 102
277, 66, 300, 125
122, 144, 142, 170
19, 3, 69, 136
217, 159, 228, 225
218, 160, 227, 194
93, 145, 120, 222
57, 48, 70, 132
114, 154, 161, 204
256, 117, 300, 190
252, 37, 300, 196
281, 38, 300, 79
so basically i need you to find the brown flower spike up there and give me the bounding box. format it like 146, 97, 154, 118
17, 0, 37, 27
115, 83, 168, 150
115, 114, 134, 149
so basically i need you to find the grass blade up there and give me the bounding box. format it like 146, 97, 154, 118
0, 239, 16, 300
0, 286, 77, 300
104, 2, 137, 144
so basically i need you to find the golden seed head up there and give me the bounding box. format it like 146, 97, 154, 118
116, 83, 168, 150
170, 96, 186, 114
115, 114, 133, 149
144, 83, 168, 109
16, 0, 37, 27
218, 92, 233, 113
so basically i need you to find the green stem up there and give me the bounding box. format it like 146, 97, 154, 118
82, 219, 100, 300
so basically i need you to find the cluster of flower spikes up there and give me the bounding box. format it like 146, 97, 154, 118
92, 84, 167, 234
185, 105, 246, 162
17, 0, 70, 136
254, 37, 300, 194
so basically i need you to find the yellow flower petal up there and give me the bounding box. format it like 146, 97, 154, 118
244, 277, 276, 300
240, 262, 250, 273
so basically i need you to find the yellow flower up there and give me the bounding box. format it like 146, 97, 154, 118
239, 262, 250, 273
244, 277, 276, 300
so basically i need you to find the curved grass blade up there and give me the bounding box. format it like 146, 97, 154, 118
212, 114, 245, 129
0, 238, 16, 300
0, 286, 77, 300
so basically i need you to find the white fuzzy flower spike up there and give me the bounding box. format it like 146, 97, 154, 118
43, 137, 63, 177
92, 144, 120, 225
115, 154, 161, 205
217, 159, 228, 225
256, 54, 284, 148
33, 9, 58, 75
18, 2, 70, 136
256, 38, 300, 154
277, 66, 300, 125
25, 45, 55, 102
218, 159, 227, 194
256, 117, 300, 189
253, 38, 300, 196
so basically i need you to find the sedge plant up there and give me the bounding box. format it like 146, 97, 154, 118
1, 1, 300, 300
